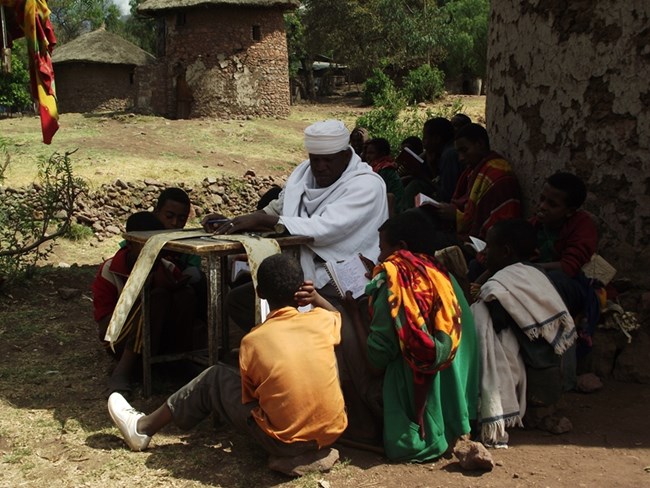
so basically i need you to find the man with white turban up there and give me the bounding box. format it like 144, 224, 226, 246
204, 119, 389, 444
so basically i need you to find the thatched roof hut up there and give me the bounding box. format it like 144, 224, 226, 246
52, 29, 155, 113
137, 0, 299, 13
52, 29, 155, 67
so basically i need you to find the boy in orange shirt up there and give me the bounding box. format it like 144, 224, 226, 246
108, 254, 347, 475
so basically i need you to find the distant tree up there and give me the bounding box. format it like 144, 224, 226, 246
122, 0, 158, 54
300, 0, 453, 78
440, 0, 489, 80
49, 0, 126, 44
0, 40, 32, 113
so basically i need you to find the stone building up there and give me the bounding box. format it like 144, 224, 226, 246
52, 28, 155, 113
136, 0, 298, 119
486, 1, 650, 287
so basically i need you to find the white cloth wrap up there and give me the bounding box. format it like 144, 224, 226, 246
471, 262, 577, 446
271, 152, 388, 288
303, 119, 350, 154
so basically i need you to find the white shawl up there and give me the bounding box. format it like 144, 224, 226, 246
279, 150, 388, 287
472, 263, 577, 446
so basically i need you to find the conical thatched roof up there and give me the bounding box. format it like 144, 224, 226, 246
52, 29, 155, 66
138, 0, 299, 14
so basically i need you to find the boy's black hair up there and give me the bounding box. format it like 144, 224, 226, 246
423, 117, 455, 144
451, 113, 472, 128
379, 209, 456, 256
489, 219, 537, 261
366, 137, 391, 157
126, 211, 166, 232
257, 254, 304, 306
155, 187, 191, 211
401, 136, 424, 155
256, 185, 282, 210
546, 172, 587, 208
454, 123, 491, 150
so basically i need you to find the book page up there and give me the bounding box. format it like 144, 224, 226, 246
326, 256, 370, 299
469, 236, 487, 253
415, 192, 441, 208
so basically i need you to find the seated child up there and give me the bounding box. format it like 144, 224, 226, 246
471, 219, 577, 445
337, 210, 479, 461
434, 123, 522, 242
364, 137, 406, 215
368, 212, 479, 461
107, 254, 347, 476
93, 211, 197, 396
350, 126, 369, 156
530, 172, 600, 381
153, 187, 202, 283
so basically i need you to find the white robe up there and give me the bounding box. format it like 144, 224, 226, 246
272, 150, 388, 288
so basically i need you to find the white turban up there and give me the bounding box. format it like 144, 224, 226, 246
303, 120, 350, 155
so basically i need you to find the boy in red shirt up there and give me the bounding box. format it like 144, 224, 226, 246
93, 212, 193, 397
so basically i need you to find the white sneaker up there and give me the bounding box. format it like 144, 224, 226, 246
107, 392, 151, 451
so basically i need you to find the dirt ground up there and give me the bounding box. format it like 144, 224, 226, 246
1, 97, 649, 487
1, 267, 649, 488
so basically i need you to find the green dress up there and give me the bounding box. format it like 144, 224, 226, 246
366, 275, 479, 462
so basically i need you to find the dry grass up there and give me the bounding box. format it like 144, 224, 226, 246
0, 95, 484, 189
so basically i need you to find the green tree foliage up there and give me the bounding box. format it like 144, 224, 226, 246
441, 0, 489, 79
362, 68, 399, 106
300, 0, 454, 77
401, 64, 445, 104
122, 0, 158, 54
0, 40, 31, 113
0, 140, 87, 287
291, 0, 489, 97
49, 0, 157, 53
356, 97, 463, 154
49, 0, 118, 43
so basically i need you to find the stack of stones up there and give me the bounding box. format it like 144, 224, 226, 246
0, 172, 285, 243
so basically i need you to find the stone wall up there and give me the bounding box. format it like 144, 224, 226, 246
72, 174, 283, 243
134, 62, 167, 116
486, 1, 650, 287
54, 63, 136, 113
137, 6, 291, 119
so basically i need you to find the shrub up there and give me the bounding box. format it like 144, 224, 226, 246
362, 68, 398, 106
65, 223, 94, 241
401, 64, 445, 104
0, 141, 87, 287
355, 98, 464, 155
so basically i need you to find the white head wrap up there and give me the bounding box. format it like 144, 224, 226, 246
303, 120, 350, 155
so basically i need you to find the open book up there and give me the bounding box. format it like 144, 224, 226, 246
414, 192, 442, 208
468, 236, 487, 253
395, 147, 425, 176
325, 255, 371, 299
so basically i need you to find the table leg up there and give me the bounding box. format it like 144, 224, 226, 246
207, 254, 219, 365
220, 255, 230, 356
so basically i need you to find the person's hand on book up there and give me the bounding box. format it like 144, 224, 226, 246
358, 254, 375, 279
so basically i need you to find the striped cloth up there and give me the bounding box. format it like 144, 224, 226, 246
451, 152, 521, 240
367, 250, 462, 438
12, 0, 59, 143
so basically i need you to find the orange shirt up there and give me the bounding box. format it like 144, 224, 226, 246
239, 306, 347, 448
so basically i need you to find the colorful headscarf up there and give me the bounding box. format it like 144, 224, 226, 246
368, 249, 462, 438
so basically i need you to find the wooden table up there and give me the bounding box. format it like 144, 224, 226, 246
123, 230, 313, 396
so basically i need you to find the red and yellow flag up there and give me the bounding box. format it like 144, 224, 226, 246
2, 0, 59, 144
